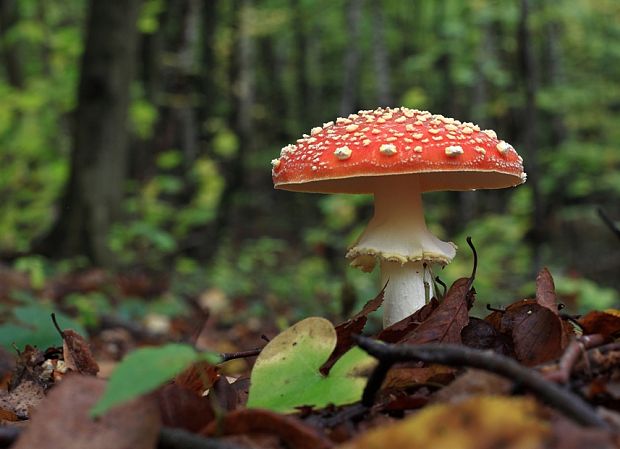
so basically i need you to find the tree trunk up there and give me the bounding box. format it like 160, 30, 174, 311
370, 0, 392, 107
36, 0, 141, 267
0, 0, 23, 88
339, 0, 364, 116
518, 0, 544, 272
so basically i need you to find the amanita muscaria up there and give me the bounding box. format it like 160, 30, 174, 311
271, 107, 526, 327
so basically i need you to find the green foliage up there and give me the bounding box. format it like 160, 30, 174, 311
0, 297, 86, 351
108, 151, 224, 269
247, 317, 375, 413
63, 292, 112, 329
0, 0, 618, 320
91, 344, 220, 417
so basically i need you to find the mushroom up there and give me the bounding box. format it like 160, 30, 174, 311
271, 107, 525, 327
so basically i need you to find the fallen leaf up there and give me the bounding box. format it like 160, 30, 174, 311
338, 396, 550, 449
377, 298, 439, 343
503, 301, 564, 366
0, 407, 19, 422
156, 383, 215, 432
201, 408, 333, 449
246, 317, 376, 413
400, 278, 473, 345
382, 365, 455, 391
433, 369, 512, 404
550, 416, 619, 449
62, 329, 99, 376
92, 343, 219, 417
320, 289, 384, 375
536, 267, 559, 315
13, 374, 160, 449
486, 300, 565, 366
461, 317, 513, 356
579, 310, 620, 341
174, 360, 219, 395
0, 381, 45, 418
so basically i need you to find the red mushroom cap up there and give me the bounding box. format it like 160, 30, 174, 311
272, 107, 525, 193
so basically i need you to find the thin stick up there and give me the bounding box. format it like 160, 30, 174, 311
545, 334, 605, 384
355, 335, 607, 428
220, 347, 263, 363
466, 236, 478, 286
50, 313, 65, 339
598, 207, 620, 241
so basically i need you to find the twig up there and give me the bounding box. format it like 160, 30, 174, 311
355, 335, 608, 428
598, 207, 620, 241
560, 313, 583, 331
220, 347, 263, 363
466, 236, 478, 287
486, 304, 505, 313
434, 277, 447, 299
158, 427, 248, 449
545, 334, 605, 384
50, 313, 65, 339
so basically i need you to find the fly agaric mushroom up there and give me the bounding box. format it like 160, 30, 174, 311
271, 107, 525, 327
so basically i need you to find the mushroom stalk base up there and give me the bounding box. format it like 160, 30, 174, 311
380, 259, 434, 328
346, 176, 456, 327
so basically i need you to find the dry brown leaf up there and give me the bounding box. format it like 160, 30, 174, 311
13, 374, 160, 449
400, 278, 472, 345
320, 289, 385, 374
62, 329, 99, 376
461, 317, 513, 356
433, 369, 512, 404
579, 310, 620, 341
377, 298, 439, 343
0, 406, 19, 422
536, 267, 559, 315
488, 300, 564, 366
156, 383, 215, 432
507, 302, 564, 366
338, 396, 550, 449
549, 417, 619, 449
0, 381, 45, 418
174, 360, 219, 395
382, 365, 455, 391
201, 408, 333, 449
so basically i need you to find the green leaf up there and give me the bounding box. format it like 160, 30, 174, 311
91, 344, 219, 417
246, 317, 376, 413
0, 305, 86, 351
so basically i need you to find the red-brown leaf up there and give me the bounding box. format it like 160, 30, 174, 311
461, 317, 513, 357
502, 301, 563, 366
319, 289, 384, 375
400, 278, 473, 345
579, 311, 620, 341
62, 329, 99, 376
377, 298, 439, 343
201, 408, 333, 449
157, 383, 215, 432
536, 267, 559, 315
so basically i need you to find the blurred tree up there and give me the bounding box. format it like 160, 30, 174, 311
36, 0, 141, 267
0, 0, 23, 88
339, 0, 364, 116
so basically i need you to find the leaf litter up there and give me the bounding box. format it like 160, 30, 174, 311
0, 252, 620, 448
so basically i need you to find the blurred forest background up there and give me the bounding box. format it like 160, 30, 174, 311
0, 0, 619, 338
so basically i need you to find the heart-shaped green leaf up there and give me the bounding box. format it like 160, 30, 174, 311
247, 317, 376, 413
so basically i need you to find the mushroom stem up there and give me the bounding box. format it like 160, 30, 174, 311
380, 259, 434, 327
346, 175, 456, 327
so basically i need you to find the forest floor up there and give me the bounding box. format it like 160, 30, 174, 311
0, 258, 619, 449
